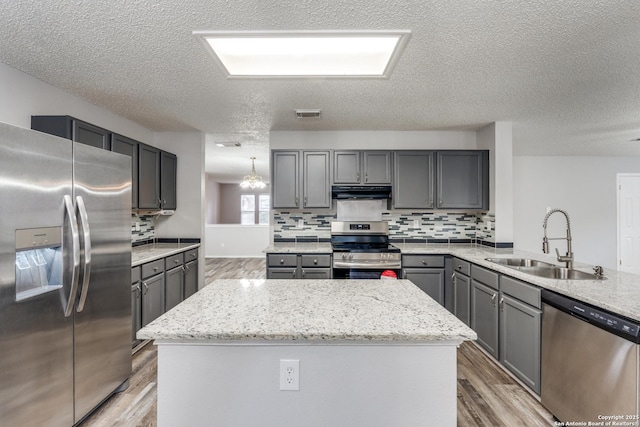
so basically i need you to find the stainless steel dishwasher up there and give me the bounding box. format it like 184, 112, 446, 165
541, 289, 639, 423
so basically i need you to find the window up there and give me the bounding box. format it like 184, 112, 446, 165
241, 194, 270, 225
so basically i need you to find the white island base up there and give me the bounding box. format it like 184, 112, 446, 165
156, 340, 458, 427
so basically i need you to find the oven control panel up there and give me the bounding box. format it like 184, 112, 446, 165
349, 224, 371, 230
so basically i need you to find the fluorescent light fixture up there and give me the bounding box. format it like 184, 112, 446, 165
193, 30, 411, 78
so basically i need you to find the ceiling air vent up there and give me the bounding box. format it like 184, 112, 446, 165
295, 109, 321, 119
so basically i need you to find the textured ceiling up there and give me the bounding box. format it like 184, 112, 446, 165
2, 0, 640, 181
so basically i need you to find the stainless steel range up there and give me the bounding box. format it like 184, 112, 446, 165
331, 221, 401, 279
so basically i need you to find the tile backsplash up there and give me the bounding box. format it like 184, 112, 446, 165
131, 213, 155, 243
273, 210, 497, 244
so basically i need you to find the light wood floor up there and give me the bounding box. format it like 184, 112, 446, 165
82, 257, 555, 426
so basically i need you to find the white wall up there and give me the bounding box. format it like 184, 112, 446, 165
205, 225, 269, 258
513, 156, 640, 270
270, 130, 477, 150
0, 62, 152, 142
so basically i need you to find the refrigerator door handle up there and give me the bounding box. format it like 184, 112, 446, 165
76, 196, 92, 312
63, 195, 80, 317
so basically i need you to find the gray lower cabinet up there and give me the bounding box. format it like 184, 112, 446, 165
471, 265, 500, 358
165, 265, 184, 312
131, 266, 142, 348
266, 253, 331, 279
393, 151, 435, 209
184, 259, 198, 299
471, 281, 499, 358
141, 272, 165, 327
436, 150, 489, 210
499, 276, 542, 394
452, 258, 471, 326
402, 255, 445, 305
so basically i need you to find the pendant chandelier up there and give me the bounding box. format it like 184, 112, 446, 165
239, 157, 266, 189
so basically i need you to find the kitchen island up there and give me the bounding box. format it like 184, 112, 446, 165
138, 279, 476, 427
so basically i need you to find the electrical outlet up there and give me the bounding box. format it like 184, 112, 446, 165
486, 221, 492, 231
413, 219, 420, 228
297, 219, 304, 229
279, 359, 299, 391
135, 221, 141, 231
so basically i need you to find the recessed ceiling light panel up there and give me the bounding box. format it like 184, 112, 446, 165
193, 30, 411, 79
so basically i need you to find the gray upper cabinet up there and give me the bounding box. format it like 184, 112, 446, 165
333, 151, 361, 184
138, 143, 161, 209
160, 151, 177, 210
436, 150, 489, 210
272, 150, 330, 209
272, 151, 299, 208
111, 133, 138, 209
363, 151, 392, 184
303, 151, 331, 208
393, 151, 435, 208
333, 151, 391, 184
31, 115, 111, 150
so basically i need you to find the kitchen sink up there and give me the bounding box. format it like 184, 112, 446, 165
485, 257, 557, 268
485, 258, 605, 280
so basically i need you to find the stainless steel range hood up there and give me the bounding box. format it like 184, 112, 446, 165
331, 185, 392, 200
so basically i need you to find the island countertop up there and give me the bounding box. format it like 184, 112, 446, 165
137, 279, 477, 343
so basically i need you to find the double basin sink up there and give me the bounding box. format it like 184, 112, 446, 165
485, 258, 605, 280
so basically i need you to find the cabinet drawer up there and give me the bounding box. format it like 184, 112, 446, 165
165, 253, 184, 268
132, 266, 141, 284
453, 258, 470, 276
402, 255, 445, 268
184, 248, 199, 262
300, 254, 331, 268
471, 265, 499, 290
141, 259, 164, 279
500, 275, 541, 309
267, 254, 298, 267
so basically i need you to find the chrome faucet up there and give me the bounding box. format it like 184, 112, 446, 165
542, 208, 573, 269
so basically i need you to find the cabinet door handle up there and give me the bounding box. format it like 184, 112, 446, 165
142, 281, 149, 295
429, 198, 433, 207
153, 267, 159, 272
134, 284, 141, 299
365, 173, 368, 183
280, 259, 285, 264
157, 198, 162, 208
451, 273, 456, 282
181, 265, 186, 273
292, 269, 297, 278
295, 197, 299, 206
356, 173, 360, 182
491, 293, 497, 307
421, 259, 427, 265
174, 259, 180, 264
313, 259, 318, 265
499, 297, 505, 311
304, 196, 308, 206
302, 270, 306, 278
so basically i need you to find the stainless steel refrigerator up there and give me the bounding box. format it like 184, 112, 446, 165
0, 122, 132, 426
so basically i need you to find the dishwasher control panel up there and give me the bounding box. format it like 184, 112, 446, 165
542, 289, 640, 343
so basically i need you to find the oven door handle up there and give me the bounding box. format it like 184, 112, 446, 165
333, 261, 402, 269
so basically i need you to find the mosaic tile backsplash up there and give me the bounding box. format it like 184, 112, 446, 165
131, 214, 155, 243
273, 211, 496, 243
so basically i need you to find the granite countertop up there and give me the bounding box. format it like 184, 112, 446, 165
264, 242, 640, 322
137, 279, 477, 343
132, 242, 201, 266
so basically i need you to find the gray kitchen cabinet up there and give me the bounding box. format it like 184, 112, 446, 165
141, 271, 165, 327
333, 150, 391, 184
436, 150, 489, 210
272, 150, 330, 209
499, 276, 541, 394
266, 253, 332, 279
111, 133, 138, 209
31, 115, 111, 150
452, 258, 471, 326
471, 265, 500, 358
184, 259, 198, 299
160, 151, 177, 210
138, 143, 161, 209
131, 266, 142, 348
303, 151, 331, 208
272, 151, 299, 208
165, 253, 184, 312
138, 143, 177, 210
402, 255, 445, 305
333, 151, 361, 184
393, 151, 435, 209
